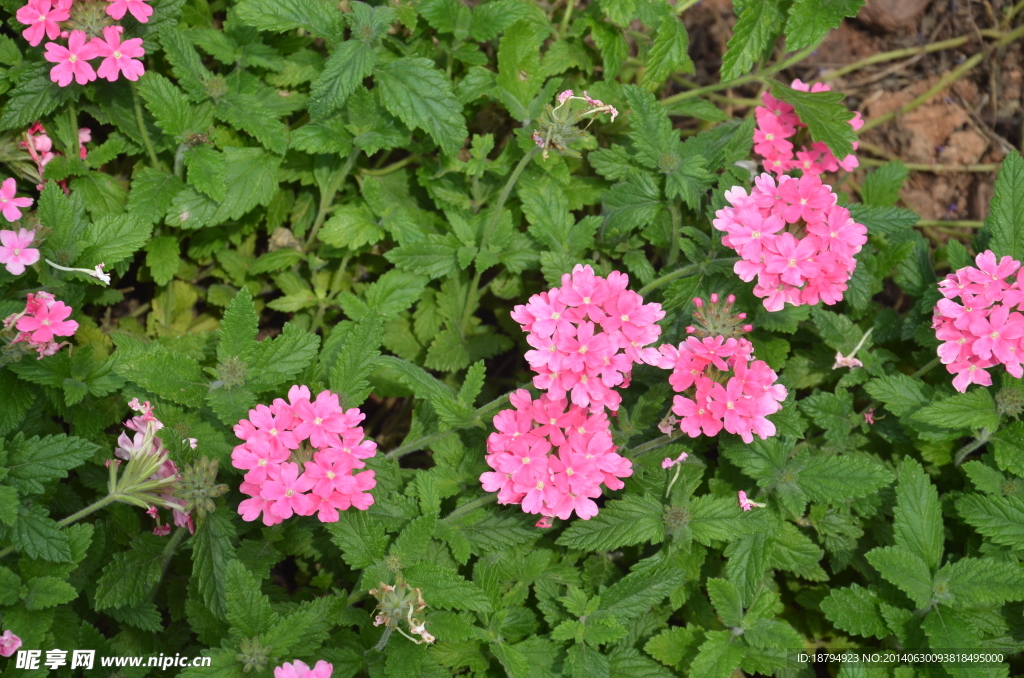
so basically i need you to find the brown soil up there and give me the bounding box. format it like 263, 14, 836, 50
680, 0, 1024, 229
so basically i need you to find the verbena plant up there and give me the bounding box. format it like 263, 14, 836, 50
1, 0, 1024, 676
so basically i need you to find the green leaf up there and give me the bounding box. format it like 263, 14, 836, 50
184, 145, 227, 202
848, 204, 919, 237
864, 373, 930, 417
167, 148, 283, 229
688, 630, 744, 678
938, 556, 1024, 608
79, 213, 152, 268
363, 271, 429, 318
325, 511, 389, 569
623, 85, 676, 170
642, 16, 694, 89
603, 170, 664, 237
191, 511, 237, 620
556, 494, 665, 551
24, 575, 78, 610
330, 314, 383, 408
246, 322, 321, 391
374, 57, 467, 155
5, 434, 98, 491
798, 455, 893, 503
159, 26, 211, 101
95, 538, 166, 609
146, 236, 181, 286
117, 347, 208, 407
987, 149, 1024, 260
955, 493, 1024, 548
214, 93, 289, 155
0, 63, 71, 131
494, 20, 546, 119
235, 0, 344, 39
771, 82, 857, 160
706, 578, 742, 628
865, 546, 933, 607
599, 567, 685, 621
820, 584, 889, 639
225, 559, 280, 637
4, 506, 72, 562
690, 495, 766, 545
893, 458, 944, 571
0, 486, 17, 527
319, 203, 382, 249
862, 160, 909, 207
720, 0, 785, 83
404, 562, 493, 612
0, 566, 22, 605
384, 236, 461, 279
912, 389, 999, 431
128, 168, 185, 225
785, 0, 864, 51
137, 72, 214, 140
218, 287, 258, 364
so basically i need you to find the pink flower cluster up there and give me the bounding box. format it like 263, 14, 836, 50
16, 0, 147, 87
232, 386, 377, 525
653, 295, 787, 443
480, 389, 632, 520
713, 173, 868, 311
754, 79, 863, 176
3, 291, 78, 359
116, 399, 193, 534
21, 122, 91, 187
275, 661, 333, 678
0, 178, 34, 223
0, 630, 21, 658
933, 250, 1024, 392
0, 228, 39, 275
510, 264, 666, 412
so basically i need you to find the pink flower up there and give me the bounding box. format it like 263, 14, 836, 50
662, 451, 688, 469
16, 0, 70, 47
738, 490, 765, 511
0, 178, 34, 222
275, 660, 333, 678
0, 630, 22, 658
15, 298, 78, 343
45, 30, 99, 87
261, 462, 315, 520
91, 26, 146, 82
105, 0, 153, 22
864, 409, 875, 425
0, 228, 39, 274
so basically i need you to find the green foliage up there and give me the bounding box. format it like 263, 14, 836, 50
1, 1, 1022, 675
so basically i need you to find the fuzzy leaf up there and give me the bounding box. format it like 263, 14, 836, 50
987, 150, 1024, 261
374, 57, 467, 155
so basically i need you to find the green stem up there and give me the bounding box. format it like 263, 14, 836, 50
445, 493, 498, 522
919, 220, 986, 229
627, 434, 679, 458
384, 391, 513, 460
954, 428, 992, 466
305, 151, 358, 252
131, 81, 160, 168
0, 493, 119, 560
155, 526, 188, 591
558, 0, 575, 37
820, 36, 971, 82
911, 356, 941, 379
69, 98, 81, 159
638, 258, 740, 297
661, 45, 818, 107
461, 146, 541, 333
666, 198, 682, 267
359, 155, 420, 177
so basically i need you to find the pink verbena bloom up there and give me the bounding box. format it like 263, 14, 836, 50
662, 450, 688, 469
16, 0, 70, 47
233, 387, 377, 524
0, 630, 22, 658
738, 490, 765, 511
714, 173, 866, 311
0, 228, 39, 274
45, 30, 99, 87
933, 250, 1024, 391
0, 178, 34, 222
106, 0, 153, 22
91, 26, 146, 82
275, 660, 333, 678
15, 297, 78, 343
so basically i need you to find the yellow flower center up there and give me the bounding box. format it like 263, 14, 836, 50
113, 51, 122, 58
788, 259, 797, 267
258, 459, 267, 466
326, 471, 335, 479
314, 417, 322, 425
582, 297, 590, 303
69, 55, 77, 63
285, 489, 294, 497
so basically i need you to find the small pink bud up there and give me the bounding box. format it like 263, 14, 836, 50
535, 516, 554, 528
710, 293, 719, 303
742, 324, 753, 332
685, 326, 696, 334
737, 313, 747, 319
692, 298, 703, 308
726, 295, 735, 304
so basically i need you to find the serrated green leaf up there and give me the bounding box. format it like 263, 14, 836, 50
192, 511, 237, 620
599, 567, 684, 621
326, 511, 389, 569
798, 455, 893, 503
95, 538, 166, 609
556, 494, 665, 551
246, 322, 320, 392
862, 160, 909, 207
330, 314, 383, 408
688, 630, 744, 678
893, 458, 944, 570
79, 213, 152, 269
956, 493, 1024, 548
865, 546, 933, 607
6, 434, 98, 490
146, 236, 181, 286
214, 93, 289, 155
720, 0, 784, 83
821, 584, 889, 639
116, 347, 208, 407
938, 556, 1024, 608
24, 575, 78, 610
404, 562, 493, 613
785, 0, 864, 51
987, 150, 1024, 260
771, 82, 857, 160
864, 373, 930, 417
235, 0, 344, 39
225, 559, 280, 637
642, 16, 694, 89
912, 389, 998, 431
375, 57, 467, 155
706, 578, 742, 628
218, 287, 258, 364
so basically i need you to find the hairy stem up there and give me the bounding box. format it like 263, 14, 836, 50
385, 391, 513, 460
911, 356, 942, 379
132, 81, 160, 168
460, 146, 541, 333
628, 433, 680, 458
445, 493, 498, 522
638, 258, 740, 297
666, 198, 682, 267
954, 428, 992, 466
0, 493, 119, 560
305, 151, 358, 252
